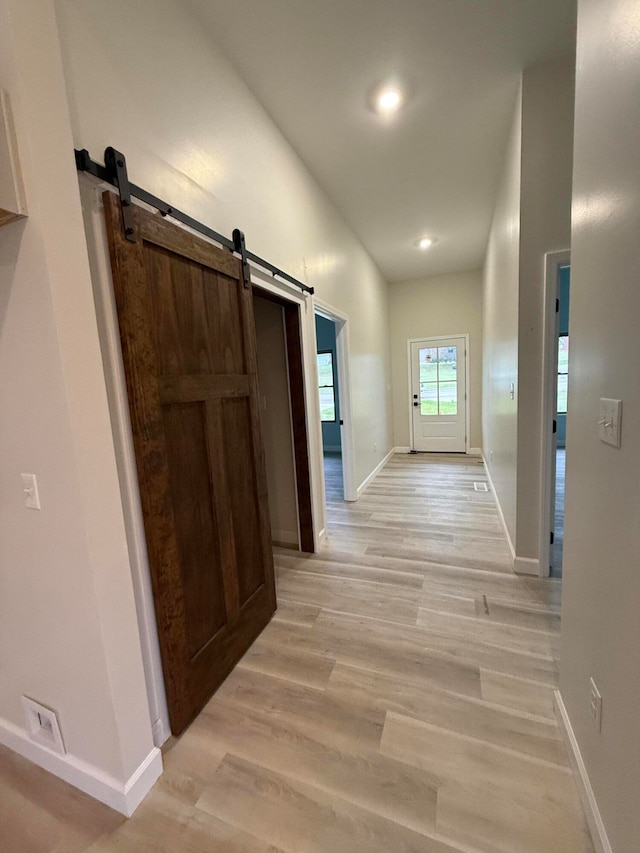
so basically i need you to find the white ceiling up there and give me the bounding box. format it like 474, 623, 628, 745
186, 0, 576, 282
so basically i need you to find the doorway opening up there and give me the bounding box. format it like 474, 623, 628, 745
253, 287, 315, 553
313, 302, 357, 517
315, 314, 343, 503
540, 250, 571, 578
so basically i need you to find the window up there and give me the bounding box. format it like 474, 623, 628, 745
317, 351, 336, 421
419, 346, 458, 415
557, 336, 569, 414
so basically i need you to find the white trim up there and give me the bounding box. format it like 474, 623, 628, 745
249, 267, 325, 549
407, 333, 471, 453
356, 447, 394, 498
314, 299, 357, 502
467, 446, 483, 457
394, 446, 411, 454
513, 556, 541, 576
79, 178, 170, 746
0, 716, 162, 817
539, 250, 571, 578
482, 452, 516, 566
554, 692, 612, 853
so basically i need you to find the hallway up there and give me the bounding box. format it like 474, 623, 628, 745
0, 455, 592, 852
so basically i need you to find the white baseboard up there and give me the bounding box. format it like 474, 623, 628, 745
317, 527, 327, 545
356, 447, 395, 498
0, 715, 162, 816
393, 446, 411, 454
481, 453, 515, 567
554, 691, 612, 853
513, 556, 541, 576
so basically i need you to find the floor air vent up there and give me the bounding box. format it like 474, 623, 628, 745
474, 482, 489, 492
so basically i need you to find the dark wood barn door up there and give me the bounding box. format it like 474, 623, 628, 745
103, 192, 276, 735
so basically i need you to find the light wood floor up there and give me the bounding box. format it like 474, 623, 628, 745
0, 453, 593, 852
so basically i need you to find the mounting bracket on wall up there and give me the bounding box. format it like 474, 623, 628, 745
74, 146, 314, 295
232, 228, 250, 289
104, 147, 135, 242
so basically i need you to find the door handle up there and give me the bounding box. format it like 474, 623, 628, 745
413, 402, 419, 407
413, 394, 418, 399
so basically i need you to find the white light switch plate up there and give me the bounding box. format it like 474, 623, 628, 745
599, 398, 622, 448
21, 473, 40, 509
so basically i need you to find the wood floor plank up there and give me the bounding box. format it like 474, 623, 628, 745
277, 571, 421, 625
272, 598, 322, 627
380, 712, 593, 853
327, 662, 568, 766
196, 755, 460, 853
212, 666, 384, 753
236, 630, 336, 689
479, 668, 558, 719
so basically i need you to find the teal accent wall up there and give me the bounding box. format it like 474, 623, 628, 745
557, 264, 570, 447
315, 315, 341, 451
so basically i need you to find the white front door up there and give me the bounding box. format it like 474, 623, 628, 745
410, 337, 467, 452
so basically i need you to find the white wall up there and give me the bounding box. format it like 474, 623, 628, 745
559, 0, 640, 849
254, 296, 299, 547
516, 57, 575, 561
55, 0, 393, 490
482, 88, 522, 550
389, 270, 483, 450
0, 0, 158, 811
483, 58, 575, 565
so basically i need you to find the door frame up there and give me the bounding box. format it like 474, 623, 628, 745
252, 286, 315, 553
313, 299, 357, 503
407, 333, 471, 453
79, 177, 327, 746
538, 249, 571, 578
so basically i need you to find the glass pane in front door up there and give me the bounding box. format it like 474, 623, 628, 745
418, 345, 458, 416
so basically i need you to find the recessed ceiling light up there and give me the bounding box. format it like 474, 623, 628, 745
376, 87, 403, 114
417, 236, 437, 250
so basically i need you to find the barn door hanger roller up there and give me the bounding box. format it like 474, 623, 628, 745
74, 146, 314, 295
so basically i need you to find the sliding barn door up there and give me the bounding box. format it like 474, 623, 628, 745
103, 192, 276, 735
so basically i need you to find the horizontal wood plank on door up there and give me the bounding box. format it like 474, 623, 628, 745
158, 373, 250, 404
139, 210, 241, 278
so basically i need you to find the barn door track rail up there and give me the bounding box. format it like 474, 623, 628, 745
74, 146, 314, 295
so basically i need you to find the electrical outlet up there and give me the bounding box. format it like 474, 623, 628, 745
489, 451, 494, 464
373, 442, 377, 452
589, 678, 602, 732
22, 696, 65, 755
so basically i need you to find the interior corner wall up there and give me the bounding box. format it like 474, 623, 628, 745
516, 56, 575, 560
559, 0, 640, 849
389, 270, 483, 450
0, 0, 156, 801
482, 87, 522, 550
54, 0, 393, 491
